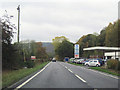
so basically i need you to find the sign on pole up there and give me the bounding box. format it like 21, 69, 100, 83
74, 44, 79, 58
31, 56, 36, 60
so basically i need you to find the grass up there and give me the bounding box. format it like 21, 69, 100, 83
68, 62, 84, 66
89, 67, 120, 76
2, 61, 49, 88
68, 62, 120, 76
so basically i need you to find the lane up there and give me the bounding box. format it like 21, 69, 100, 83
20, 62, 91, 88
59, 62, 118, 88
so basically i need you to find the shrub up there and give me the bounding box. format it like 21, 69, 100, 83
116, 61, 120, 70
107, 59, 120, 70
25, 60, 35, 68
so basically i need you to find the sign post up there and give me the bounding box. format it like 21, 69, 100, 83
31, 56, 36, 60
74, 44, 79, 58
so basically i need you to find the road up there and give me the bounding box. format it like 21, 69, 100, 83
15, 61, 119, 89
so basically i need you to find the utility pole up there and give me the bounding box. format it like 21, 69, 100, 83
17, 5, 20, 43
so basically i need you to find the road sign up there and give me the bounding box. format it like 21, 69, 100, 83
31, 56, 36, 60
74, 44, 79, 58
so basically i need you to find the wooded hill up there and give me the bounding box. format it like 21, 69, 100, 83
76, 19, 120, 57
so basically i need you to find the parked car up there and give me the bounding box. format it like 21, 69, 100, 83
96, 58, 104, 66
76, 59, 84, 64
74, 59, 78, 63
82, 59, 90, 64
84, 59, 91, 66
76, 59, 81, 64
85, 59, 101, 67
69, 58, 75, 63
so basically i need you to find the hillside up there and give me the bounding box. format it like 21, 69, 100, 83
42, 42, 55, 56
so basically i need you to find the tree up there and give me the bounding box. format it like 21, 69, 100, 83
1, 12, 17, 69
105, 20, 119, 47
56, 40, 74, 60
36, 42, 48, 59
76, 19, 120, 58
96, 28, 106, 46
52, 36, 68, 51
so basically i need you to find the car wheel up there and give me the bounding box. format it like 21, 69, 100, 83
96, 64, 99, 67
86, 64, 89, 66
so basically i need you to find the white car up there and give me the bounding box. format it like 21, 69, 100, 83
76, 59, 84, 64
85, 60, 101, 67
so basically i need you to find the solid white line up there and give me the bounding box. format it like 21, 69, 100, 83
75, 74, 86, 83
15, 62, 50, 89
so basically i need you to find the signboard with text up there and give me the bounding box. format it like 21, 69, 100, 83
31, 56, 36, 60
74, 44, 79, 58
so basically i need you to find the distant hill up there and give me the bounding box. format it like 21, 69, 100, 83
42, 42, 55, 56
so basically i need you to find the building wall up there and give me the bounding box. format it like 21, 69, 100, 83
105, 52, 120, 60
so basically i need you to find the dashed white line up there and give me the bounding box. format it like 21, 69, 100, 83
15, 62, 50, 89
62, 64, 87, 83
68, 69, 73, 73
65, 66, 68, 69
75, 74, 87, 83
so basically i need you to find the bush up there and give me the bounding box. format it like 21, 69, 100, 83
116, 61, 120, 70
25, 60, 35, 68
107, 59, 120, 70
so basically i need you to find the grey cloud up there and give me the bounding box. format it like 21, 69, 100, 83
1, 0, 119, 43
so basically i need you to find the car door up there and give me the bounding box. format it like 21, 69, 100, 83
89, 60, 93, 66
93, 60, 97, 66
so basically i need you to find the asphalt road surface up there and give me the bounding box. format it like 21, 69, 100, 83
15, 61, 119, 89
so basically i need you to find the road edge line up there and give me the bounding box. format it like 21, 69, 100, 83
14, 62, 50, 89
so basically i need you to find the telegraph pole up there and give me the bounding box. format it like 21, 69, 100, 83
17, 5, 20, 43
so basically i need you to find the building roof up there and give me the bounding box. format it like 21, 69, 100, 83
83, 46, 120, 51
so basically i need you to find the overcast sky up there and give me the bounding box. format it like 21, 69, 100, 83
0, 0, 119, 43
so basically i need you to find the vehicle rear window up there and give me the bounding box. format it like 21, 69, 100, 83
94, 61, 97, 62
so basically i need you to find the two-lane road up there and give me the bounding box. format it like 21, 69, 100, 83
15, 61, 119, 89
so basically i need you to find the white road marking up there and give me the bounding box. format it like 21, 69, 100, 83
68, 69, 73, 73
15, 62, 50, 89
65, 66, 68, 69
63, 65, 87, 83
75, 74, 86, 83
70, 64, 119, 79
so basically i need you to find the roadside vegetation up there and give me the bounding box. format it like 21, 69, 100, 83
52, 20, 120, 61
68, 62, 84, 66
1, 11, 51, 88
68, 59, 120, 76
89, 67, 120, 76
52, 36, 74, 61
76, 19, 120, 57
2, 61, 49, 88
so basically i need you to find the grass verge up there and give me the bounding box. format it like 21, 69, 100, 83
68, 62, 120, 76
89, 67, 120, 76
2, 61, 49, 88
68, 62, 84, 66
